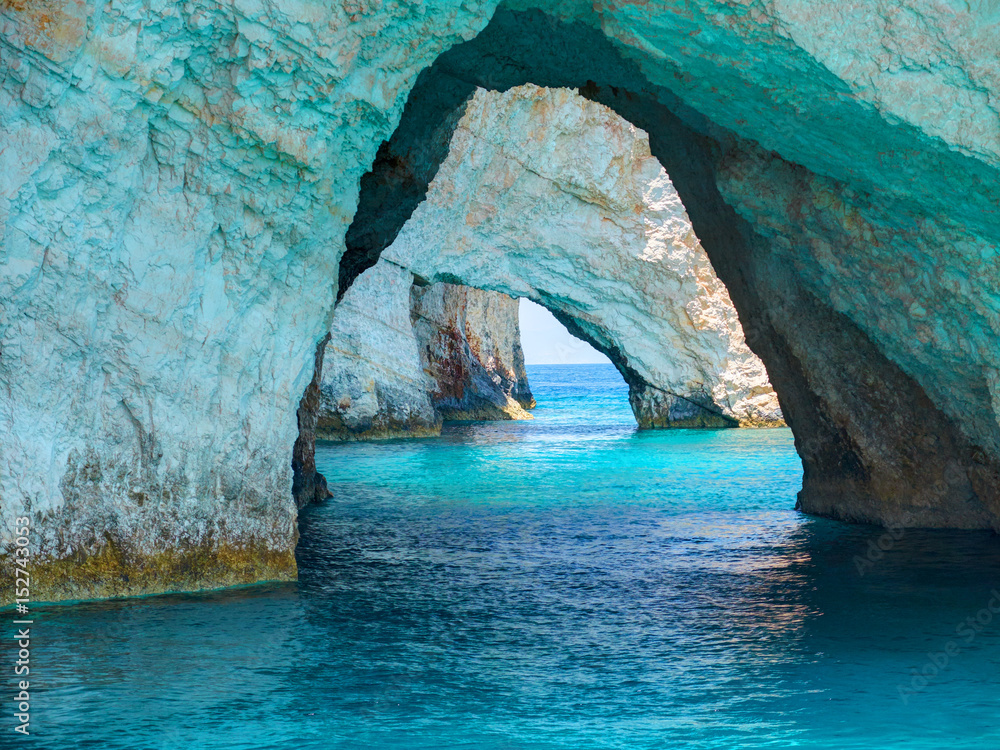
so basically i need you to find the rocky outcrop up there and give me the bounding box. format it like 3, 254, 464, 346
411, 281, 535, 422
4, 0, 1000, 601
0, 0, 494, 602
316, 260, 533, 440
382, 85, 782, 429
317, 261, 441, 441
292, 334, 334, 508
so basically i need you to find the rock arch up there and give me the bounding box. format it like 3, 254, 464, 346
339, 8, 1000, 531
3, 1, 1000, 602
323, 84, 781, 440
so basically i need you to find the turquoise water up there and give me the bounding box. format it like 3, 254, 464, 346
13, 364, 1000, 748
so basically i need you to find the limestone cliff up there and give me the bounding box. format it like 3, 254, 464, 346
317, 261, 442, 441
317, 261, 533, 440
0, 0, 496, 602
412, 281, 535, 421
4, 0, 1000, 602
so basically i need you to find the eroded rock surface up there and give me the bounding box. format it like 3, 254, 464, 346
384, 85, 782, 429
317, 259, 532, 440
0, 0, 496, 602
4, 0, 1000, 602
412, 280, 535, 422
318, 261, 440, 441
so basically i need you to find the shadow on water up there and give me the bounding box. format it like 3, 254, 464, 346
292, 498, 1000, 748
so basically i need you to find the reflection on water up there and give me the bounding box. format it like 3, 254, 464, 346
11, 364, 1000, 749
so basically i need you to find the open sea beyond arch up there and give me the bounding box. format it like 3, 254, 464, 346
14, 363, 1000, 748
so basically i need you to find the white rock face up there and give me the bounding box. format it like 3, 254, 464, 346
384, 85, 782, 428
318, 261, 440, 440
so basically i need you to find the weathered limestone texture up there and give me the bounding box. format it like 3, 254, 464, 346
384, 85, 782, 429
412, 279, 535, 421
0, 0, 497, 603
316, 259, 533, 440
317, 261, 441, 441
4, 0, 1000, 601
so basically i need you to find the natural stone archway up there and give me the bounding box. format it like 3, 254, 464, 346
372, 84, 781, 429
341, 8, 1000, 530
317, 259, 534, 440
4, 1, 1000, 602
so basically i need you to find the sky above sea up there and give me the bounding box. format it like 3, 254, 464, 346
518, 298, 611, 365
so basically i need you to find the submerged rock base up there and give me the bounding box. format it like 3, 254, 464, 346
630, 386, 741, 429
3, 544, 296, 606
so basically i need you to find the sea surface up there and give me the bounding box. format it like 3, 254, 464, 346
14, 363, 1000, 748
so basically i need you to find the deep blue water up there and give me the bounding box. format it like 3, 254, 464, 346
12, 364, 1000, 748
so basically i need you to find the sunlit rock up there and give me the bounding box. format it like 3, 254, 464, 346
382, 85, 782, 429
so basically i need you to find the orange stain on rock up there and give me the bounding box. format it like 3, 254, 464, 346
3, 0, 92, 64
